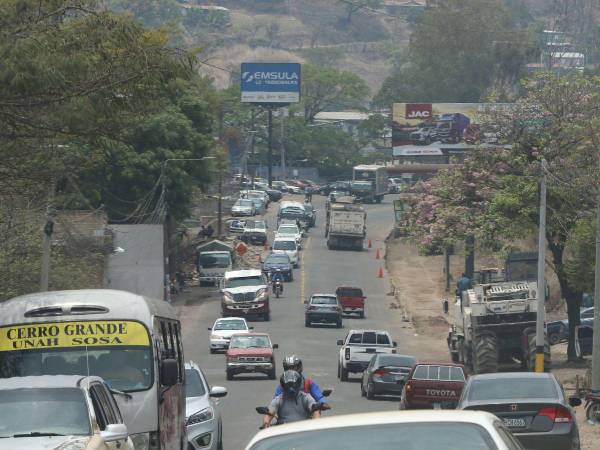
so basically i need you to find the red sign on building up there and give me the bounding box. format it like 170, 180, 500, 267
405, 103, 433, 120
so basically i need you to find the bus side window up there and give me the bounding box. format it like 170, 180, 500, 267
160, 320, 172, 359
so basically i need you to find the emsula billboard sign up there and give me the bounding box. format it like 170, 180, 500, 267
241, 62, 301, 104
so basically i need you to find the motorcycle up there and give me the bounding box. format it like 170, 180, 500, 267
585, 390, 600, 422
273, 279, 283, 298
256, 389, 332, 428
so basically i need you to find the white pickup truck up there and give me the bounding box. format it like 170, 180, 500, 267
337, 329, 397, 381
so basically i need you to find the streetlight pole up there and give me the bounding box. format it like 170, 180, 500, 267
161, 156, 215, 302
535, 159, 547, 372
592, 156, 600, 390
267, 107, 273, 188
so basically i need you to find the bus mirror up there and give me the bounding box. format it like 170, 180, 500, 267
160, 359, 178, 387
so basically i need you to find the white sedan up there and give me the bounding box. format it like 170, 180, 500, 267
208, 317, 252, 353
246, 410, 524, 450
275, 224, 303, 244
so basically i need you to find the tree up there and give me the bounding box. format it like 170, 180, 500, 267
407, 73, 600, 360
374, 0, 536, 106
301, 64, 370, 123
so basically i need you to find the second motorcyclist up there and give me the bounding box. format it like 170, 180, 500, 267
273, 355, 326, 402
271, 269, 284, 295
263, 370, 320, 428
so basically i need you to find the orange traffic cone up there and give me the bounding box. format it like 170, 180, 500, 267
368, 239, 372, 248
378, 267, 384, 278
375, 248, 381, 260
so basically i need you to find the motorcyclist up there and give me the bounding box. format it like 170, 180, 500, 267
271, 270, 284, 294
263, 370, 319, 428
273, 355, 326, 402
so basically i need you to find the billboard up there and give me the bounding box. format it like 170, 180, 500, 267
392, 103, 514, 152
241, 62, 301, 104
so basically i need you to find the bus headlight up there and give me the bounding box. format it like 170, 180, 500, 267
187, 406, 214, 425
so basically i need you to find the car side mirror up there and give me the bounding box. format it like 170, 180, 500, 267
270, 246, 273, 250
442, 299, 449, 314
322, 389, 332, 397
303, 299, 308, 304
249, 326, 254, 330
256, 406, 269, 415
101, 423, 128, 443
160, 358, 178, 387
337, 340, 344, 346
393, 341, 398, 347
569, 397, 582, 407
210, 386, 228, 398
207, 327, 212, 331
272, 344, 279, 349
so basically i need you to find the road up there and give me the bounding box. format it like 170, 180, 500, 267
177, 194, 446, 449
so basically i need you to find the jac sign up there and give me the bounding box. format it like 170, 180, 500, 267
405, 103, 432, 120
241, 62, 301, 104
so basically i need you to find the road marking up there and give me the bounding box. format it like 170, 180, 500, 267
300, 237, 309, 303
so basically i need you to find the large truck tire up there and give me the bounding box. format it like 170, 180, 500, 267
526, 333, 551, 372
473, 331, 498, 374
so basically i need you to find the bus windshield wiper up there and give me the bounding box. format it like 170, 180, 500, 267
110, 388, 133, 399
13, 432, 66, 437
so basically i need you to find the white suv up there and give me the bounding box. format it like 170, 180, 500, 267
208, 317, 252, 353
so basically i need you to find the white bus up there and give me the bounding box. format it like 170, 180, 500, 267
0, 289, 185, 450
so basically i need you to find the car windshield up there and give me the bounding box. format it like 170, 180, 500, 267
184, 368, 207, 398
230, 335, 270, 349
311, 296, 337, 305
265, 255, 290, 264
468, 378, 557, 401
0, 347, 153, 392
273, 241, 296, 251
249, 422, 499, 450
237, 200, 254, 207
214, 320, 247, 331
199, 253, 231, 268
0, 388, 91, 438
223, 276, 264, 288
378, 355, 416, 367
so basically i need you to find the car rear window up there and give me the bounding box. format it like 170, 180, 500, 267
412, 365, 465, 381
468, 378, 557, 401
311, 296, 337, 305
356, 332, 390, 345
337, 287, 363, 297
377, 355, 414, 367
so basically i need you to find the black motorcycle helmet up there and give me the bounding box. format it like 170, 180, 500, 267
282, 355, 303, 373
280, 370, 302, 396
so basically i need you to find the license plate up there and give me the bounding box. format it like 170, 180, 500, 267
503, 418, 526, 428
245, 366, 254, 371
365, 348, 376, 353
243, 309, 249, 314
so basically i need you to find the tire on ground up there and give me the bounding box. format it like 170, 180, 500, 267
527, 332, 551, 372
473, 331, 498, 374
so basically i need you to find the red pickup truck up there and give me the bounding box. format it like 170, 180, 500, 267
400, 362, 467, 410
225, 333, 278, 380
336, 286, 366, 318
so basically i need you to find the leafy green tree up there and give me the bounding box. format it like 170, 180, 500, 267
301, 64, 370, 123
374, 0, 536, 105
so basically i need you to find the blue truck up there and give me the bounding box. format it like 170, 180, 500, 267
433, 113, 470, 144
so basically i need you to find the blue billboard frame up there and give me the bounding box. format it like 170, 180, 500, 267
240, 62, 301, 104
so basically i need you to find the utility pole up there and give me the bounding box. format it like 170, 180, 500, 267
592, 155, 600, 390
280, 107, 287, 180
161, 163, 171, 303
535, 159, 547, 373
267, 107, 273, 187
40, 176, 56, 291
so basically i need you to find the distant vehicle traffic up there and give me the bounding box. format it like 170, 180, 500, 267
245, 410, 525, 450
0, 375, 133, 450
226, 333, 278, 380
400, 362, 467, 410
337, 330, 397, 381
208, 317, 252, 353
185, 361, 227, 450
305, 294, 343, 328
361, 354, 417, 399
0, 290, 186, 450
458, 372, 582, 450
220, 270, 271, 321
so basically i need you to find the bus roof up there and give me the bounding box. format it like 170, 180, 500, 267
353, 165, 386, 171
0, 289, 176, 326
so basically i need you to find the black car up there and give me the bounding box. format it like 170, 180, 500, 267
305, 294, 342, 328
361, 354, 417, 399
265, 188, 283, 202
262, 253, 293, 282
458, 372, 582, 450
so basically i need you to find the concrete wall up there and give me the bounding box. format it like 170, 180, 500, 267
104, 225, 164, 300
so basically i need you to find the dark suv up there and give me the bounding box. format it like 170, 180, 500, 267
305, 294, 342, 328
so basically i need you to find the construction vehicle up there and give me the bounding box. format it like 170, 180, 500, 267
325, 199, 366, 251
446, 252, 550, 374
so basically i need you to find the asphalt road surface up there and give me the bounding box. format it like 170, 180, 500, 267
178, 194, 446, 449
